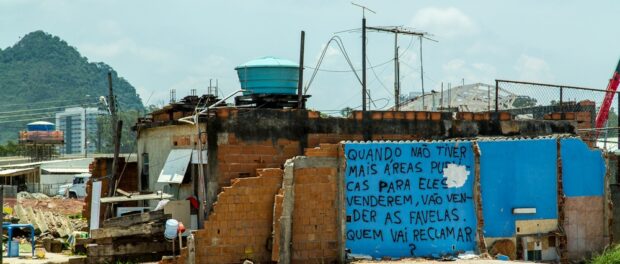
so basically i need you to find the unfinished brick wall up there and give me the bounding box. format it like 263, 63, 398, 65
216, 134, 300, 188
192, 168, 283, 263
289, 144, 340, 263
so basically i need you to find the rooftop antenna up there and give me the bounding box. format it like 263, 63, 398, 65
170, 89, 176, 103
365, 26, 437, 111
351, 2, 375, 113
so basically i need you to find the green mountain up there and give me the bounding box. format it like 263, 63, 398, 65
0, 30, 144, 143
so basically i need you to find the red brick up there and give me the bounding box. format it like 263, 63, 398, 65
415, 111, 427, 120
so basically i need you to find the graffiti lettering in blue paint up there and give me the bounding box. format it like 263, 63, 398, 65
345, 142, 477, 258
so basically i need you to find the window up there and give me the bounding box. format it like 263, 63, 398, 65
141, 153, 149, 190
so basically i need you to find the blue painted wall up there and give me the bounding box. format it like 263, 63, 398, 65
345, 142, 477, 258
561, 138, 605, 197
478, 139, 558, 238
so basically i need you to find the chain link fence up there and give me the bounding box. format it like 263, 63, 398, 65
495, 80, 620, 146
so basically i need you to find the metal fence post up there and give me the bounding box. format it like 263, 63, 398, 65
560, 86, 564, 113
495, 80, 499, 112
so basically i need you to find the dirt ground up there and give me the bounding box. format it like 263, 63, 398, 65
8, 197, 85, 216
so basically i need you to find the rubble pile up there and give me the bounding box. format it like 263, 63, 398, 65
6, 192, 89, 256
16, 192, 85, 216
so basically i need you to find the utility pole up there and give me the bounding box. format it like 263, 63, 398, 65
362, 17, 367, 112
105, 72, 119, 220
297, 31, 305, 109
419, 36, 425, 110
83, 107, 87, 158
352, 2, 375, 112
365, 26, 437, 111
395, 37, 400, 110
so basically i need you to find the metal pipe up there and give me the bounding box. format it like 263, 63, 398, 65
495, 80, 499, 112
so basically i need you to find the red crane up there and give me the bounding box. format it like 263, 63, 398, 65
594, 59, 620, 138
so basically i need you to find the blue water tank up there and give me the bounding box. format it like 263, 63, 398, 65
235, 56, 299, 95
27, 121, 55, 131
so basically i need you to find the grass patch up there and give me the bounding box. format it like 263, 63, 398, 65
590, 245, 620, 264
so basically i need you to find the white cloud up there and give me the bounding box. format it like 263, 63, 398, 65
514, 55, 554, 82
411, 7, 478, 39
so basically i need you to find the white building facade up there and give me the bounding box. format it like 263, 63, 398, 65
55, 107, 104, 155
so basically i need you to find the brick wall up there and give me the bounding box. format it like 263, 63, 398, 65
290, 162, 339, 262
191, 168, 283, 263
216, 134, 300, 188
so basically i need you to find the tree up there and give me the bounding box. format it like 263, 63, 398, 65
512, 96, 538, 108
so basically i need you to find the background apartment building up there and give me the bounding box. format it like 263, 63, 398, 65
55, 107, 103, 155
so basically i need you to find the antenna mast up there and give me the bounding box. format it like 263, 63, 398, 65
365, 26, 437, 110
351, 2, 375, 112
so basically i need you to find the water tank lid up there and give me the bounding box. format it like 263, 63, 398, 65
27, 121, 54, 126
235, 56, 298, 69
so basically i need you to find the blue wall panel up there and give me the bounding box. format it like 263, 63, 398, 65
561, 138, 605, 197
479, 139, 558, 238
345, 142, 476, 258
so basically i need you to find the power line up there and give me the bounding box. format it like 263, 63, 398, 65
0, 102, 98, 115
305, 36, 362, 94
0, 116, 55, 125
0, 98, 94, 108
0, 111, 67, 120
306, 58, 394, 72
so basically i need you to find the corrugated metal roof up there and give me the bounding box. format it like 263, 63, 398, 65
41, 168, 89, 174
0, 167, 37, 177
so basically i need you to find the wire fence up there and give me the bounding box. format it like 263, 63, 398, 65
495, 79, 620, 142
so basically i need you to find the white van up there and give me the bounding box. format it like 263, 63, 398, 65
58, 173, 91, 198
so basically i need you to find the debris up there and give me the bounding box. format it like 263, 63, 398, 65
87, 210, 173, 263
457, 251, 479, 260
489, 239, 516, 260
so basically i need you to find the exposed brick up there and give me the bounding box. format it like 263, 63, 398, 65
190, 168, 283, 264
415, 111, 427, 120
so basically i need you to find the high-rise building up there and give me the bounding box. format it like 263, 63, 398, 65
55, 107, 105, 155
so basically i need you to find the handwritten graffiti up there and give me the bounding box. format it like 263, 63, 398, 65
345, 142, 476, 258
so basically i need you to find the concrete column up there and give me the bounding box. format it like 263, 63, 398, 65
278, 159, 295, 264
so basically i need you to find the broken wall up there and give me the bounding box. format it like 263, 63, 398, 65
189, 168, 283, 263
342, 137, 608, 261
479, 139, 559, 236
561, 138, 607, 259
205, 108, 577, 217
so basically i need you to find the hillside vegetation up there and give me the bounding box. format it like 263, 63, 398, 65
0, 30, 144, 144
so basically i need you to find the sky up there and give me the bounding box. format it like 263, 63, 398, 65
1, 0, 619, 114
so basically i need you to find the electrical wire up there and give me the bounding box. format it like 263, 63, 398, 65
306, 58, 394, 73
305, 36, 362, 94
366, 55, 393, 96
0, 98, 93, 108
0, 116, 55, 124
0, 102, 98, 115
